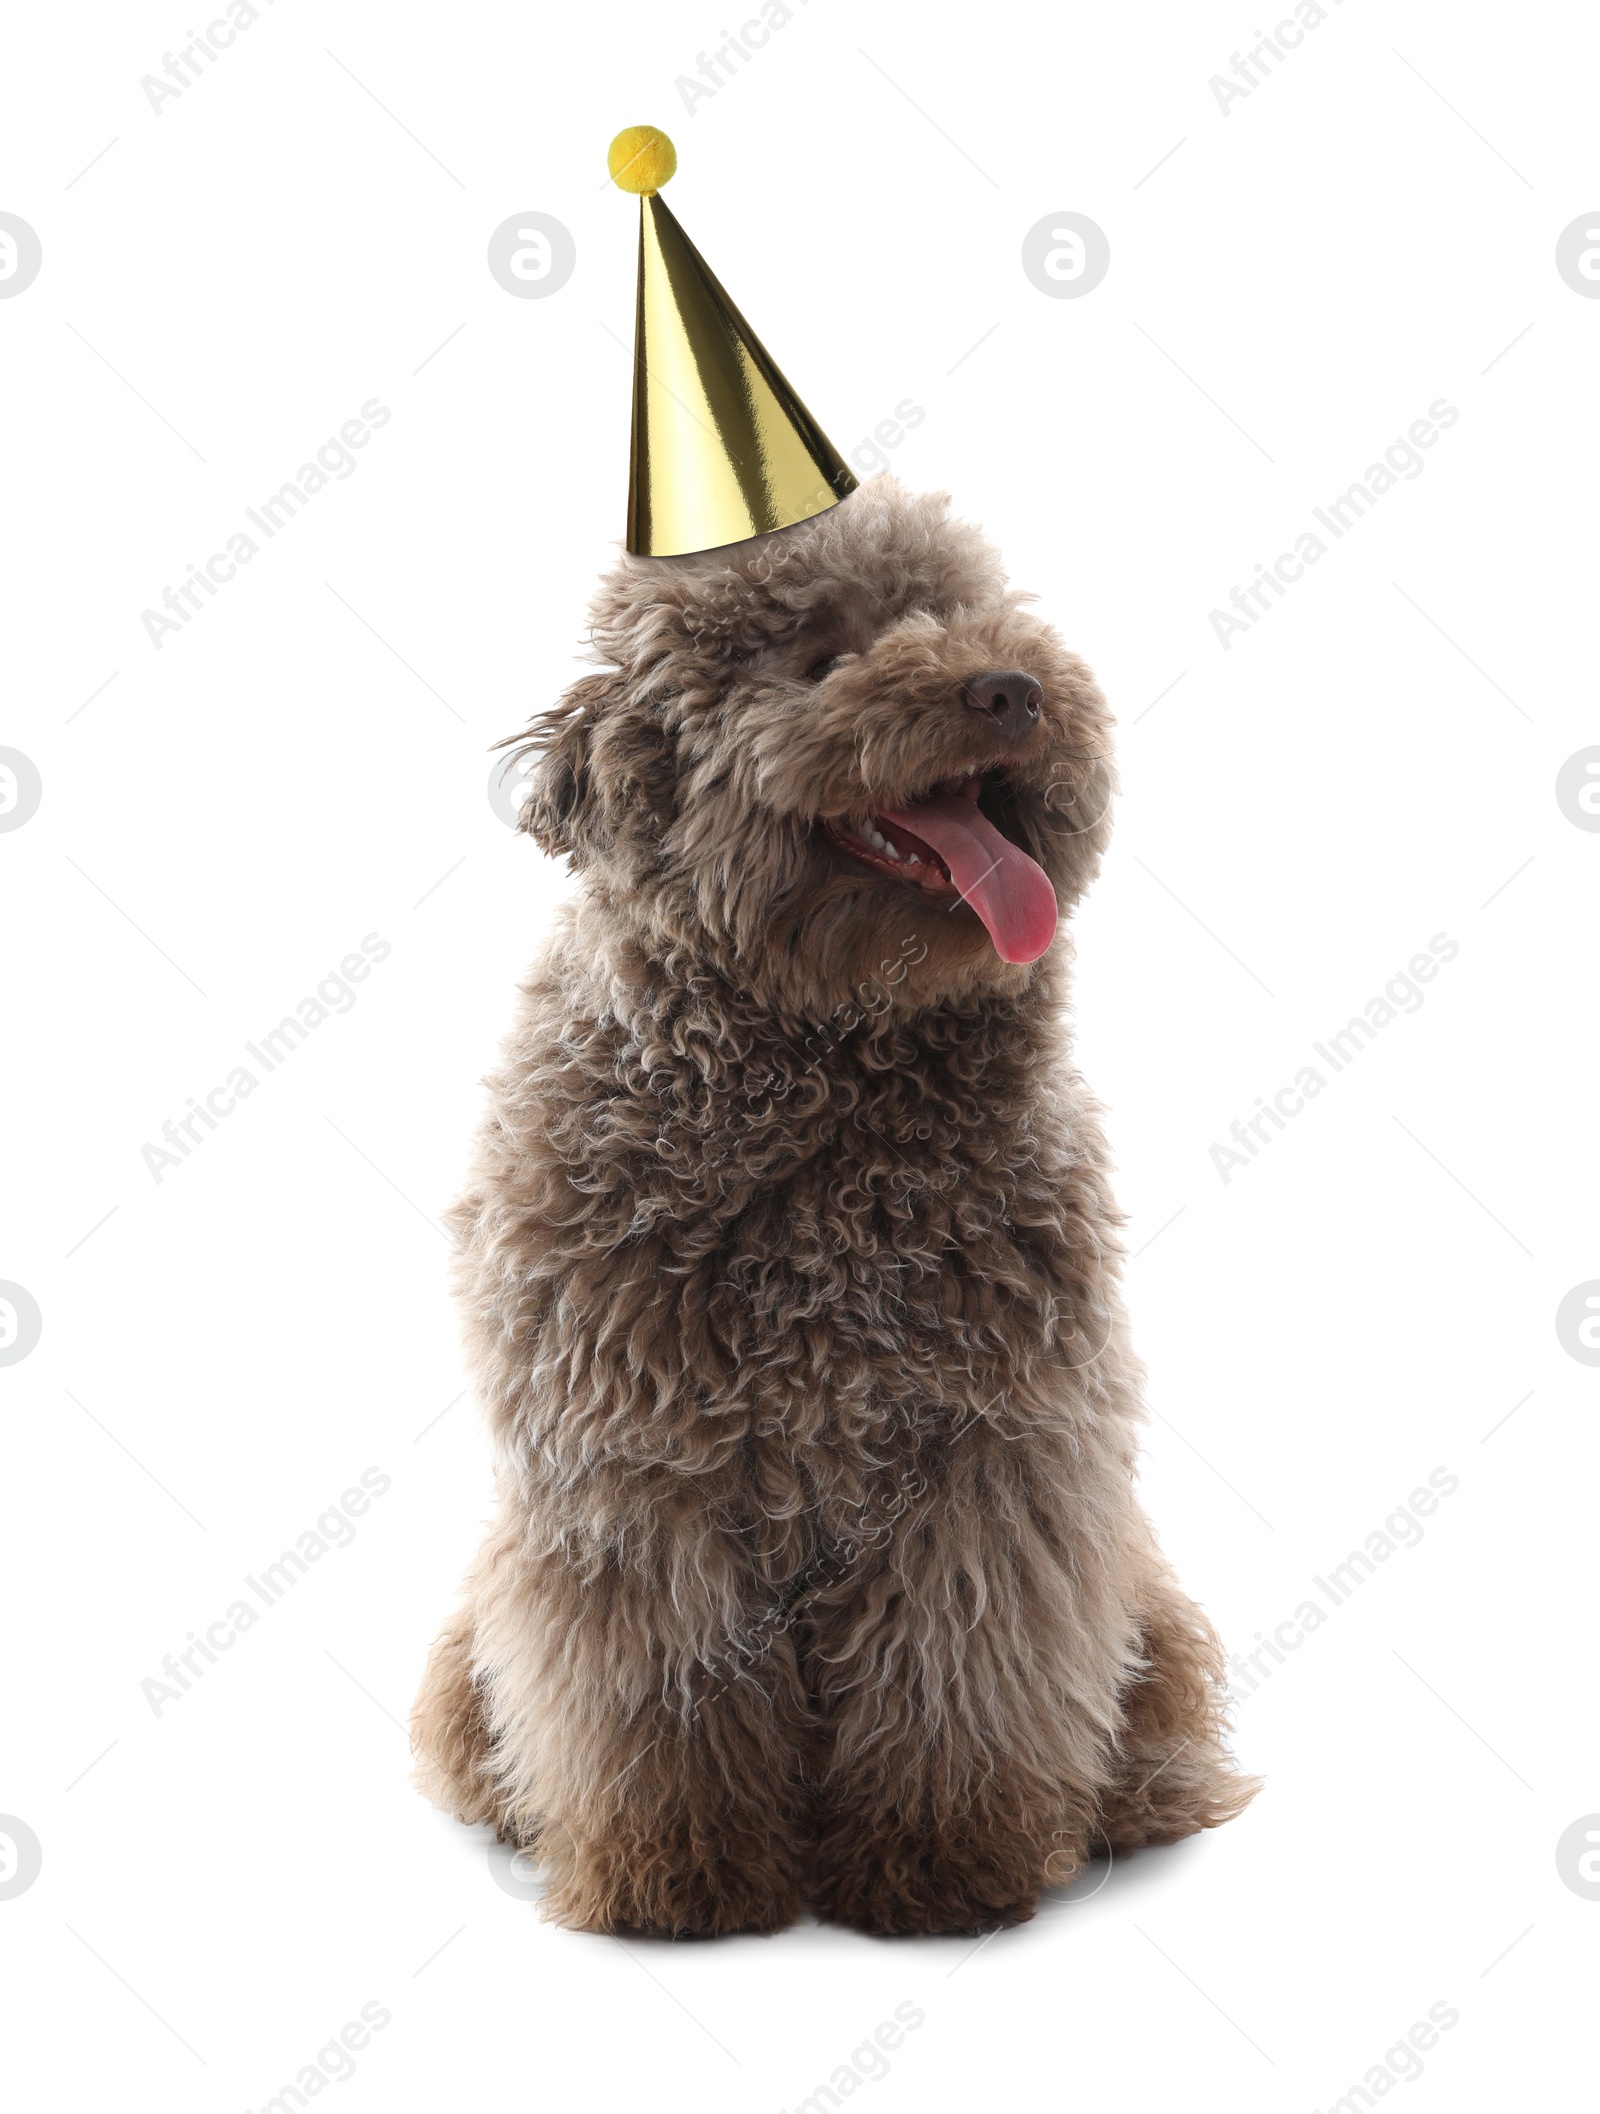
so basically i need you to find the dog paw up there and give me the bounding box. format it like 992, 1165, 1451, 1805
1096, 1744, 1262, 1852
812, 1829, 1061, 1937
540, 1828, 803, 1938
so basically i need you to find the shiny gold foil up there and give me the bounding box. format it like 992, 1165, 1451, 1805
626, 195, 857, 557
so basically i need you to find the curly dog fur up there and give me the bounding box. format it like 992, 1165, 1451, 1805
412, 476, 1258, 1935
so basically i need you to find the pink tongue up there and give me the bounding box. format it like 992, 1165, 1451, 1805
879, 794, 1058, 964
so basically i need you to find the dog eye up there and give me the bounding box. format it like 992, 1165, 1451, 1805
806, 654, 840, 681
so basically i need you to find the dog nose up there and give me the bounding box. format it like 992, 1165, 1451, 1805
962, 671, 1042, 743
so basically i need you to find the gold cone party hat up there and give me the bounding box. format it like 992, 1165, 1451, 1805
608, 126, 857, 557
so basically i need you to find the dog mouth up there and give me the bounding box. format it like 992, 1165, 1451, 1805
823, 769, 1059, 965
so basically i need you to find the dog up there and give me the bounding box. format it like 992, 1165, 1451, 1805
412, 474, 1258, 1936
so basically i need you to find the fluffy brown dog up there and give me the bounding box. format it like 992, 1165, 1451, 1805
412, 475, 1257, 1936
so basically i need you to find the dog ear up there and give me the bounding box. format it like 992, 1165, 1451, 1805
500, 675, 611, 860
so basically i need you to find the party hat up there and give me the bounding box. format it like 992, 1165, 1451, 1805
608, 126, 857, 557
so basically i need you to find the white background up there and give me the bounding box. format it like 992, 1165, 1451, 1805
3, 0, 1596, 2106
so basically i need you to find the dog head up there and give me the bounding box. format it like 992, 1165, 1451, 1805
506, 476, 1115, 1016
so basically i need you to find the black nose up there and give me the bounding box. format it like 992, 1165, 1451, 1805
962, 670, 1042, 743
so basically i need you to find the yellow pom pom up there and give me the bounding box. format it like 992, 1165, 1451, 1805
608, 125, 676, 195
